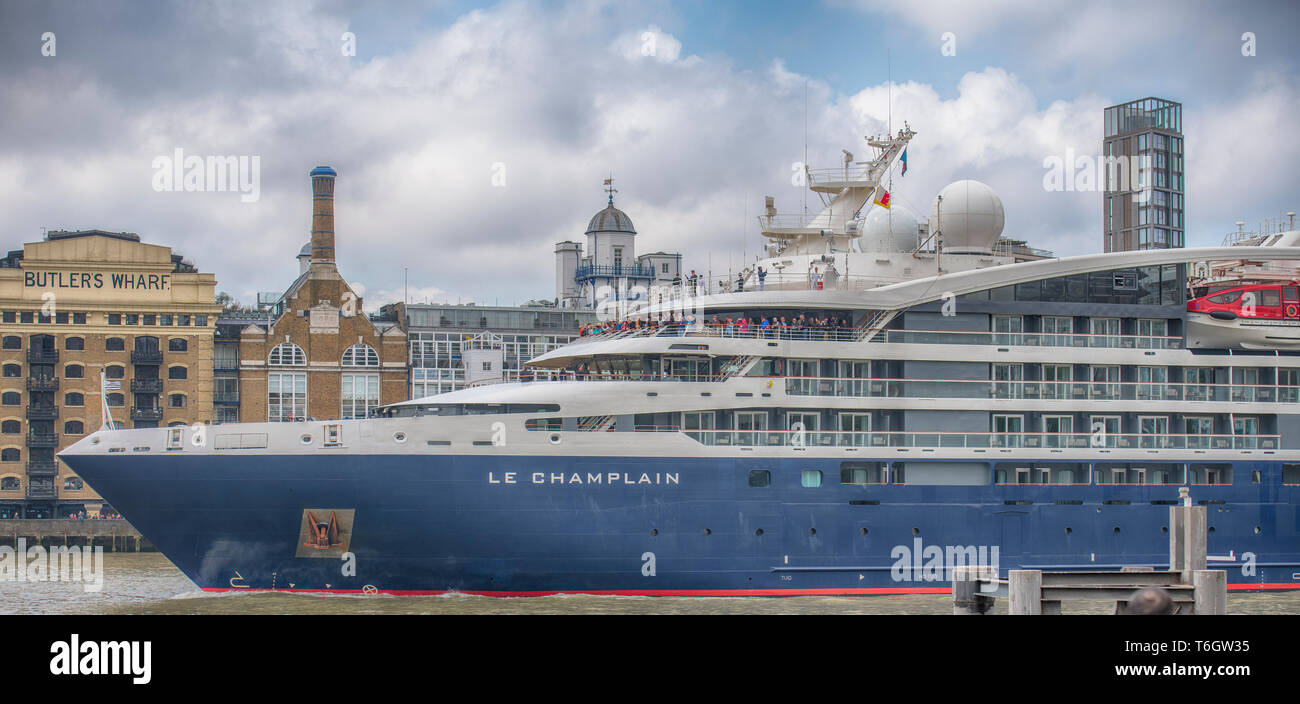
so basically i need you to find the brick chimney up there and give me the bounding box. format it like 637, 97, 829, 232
309, 166, 337, 264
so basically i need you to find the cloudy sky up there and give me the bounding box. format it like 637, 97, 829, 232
1, 0, 1296, 310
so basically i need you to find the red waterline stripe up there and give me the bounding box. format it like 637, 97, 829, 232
203, 583, 1300, 597
202, 585, 955, 597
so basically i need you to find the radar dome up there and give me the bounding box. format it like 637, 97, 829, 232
860, 205, 919, 252
930, 180, 1004, 251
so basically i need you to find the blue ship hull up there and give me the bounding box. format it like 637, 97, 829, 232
62, 453, 1300, 595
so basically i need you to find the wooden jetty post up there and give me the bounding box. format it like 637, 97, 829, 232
954, 503, 1227, 614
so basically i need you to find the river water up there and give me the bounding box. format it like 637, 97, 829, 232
2, 553, 1298, 615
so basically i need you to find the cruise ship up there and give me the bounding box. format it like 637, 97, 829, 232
59, 129, 1300, 596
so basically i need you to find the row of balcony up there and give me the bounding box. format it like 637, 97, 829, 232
13, 377, 167, 393
17, 349, 167, 365
23, 404, 166, 421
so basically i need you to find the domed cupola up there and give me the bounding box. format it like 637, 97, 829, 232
585, 178, 636, 235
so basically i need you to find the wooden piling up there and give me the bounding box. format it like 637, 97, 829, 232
1009, 570, 1042, 615
1193, 570, 1226, 615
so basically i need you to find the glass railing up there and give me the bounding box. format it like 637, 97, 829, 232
784, 376, 1294, 403
681, 429, 1280, 450
571, 325, 1184, 349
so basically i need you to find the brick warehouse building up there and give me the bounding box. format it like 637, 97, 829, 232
0, 230, 220, 518
234, 167, 406, 422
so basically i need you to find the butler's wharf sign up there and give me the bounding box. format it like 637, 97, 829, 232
24, 271, 171, 291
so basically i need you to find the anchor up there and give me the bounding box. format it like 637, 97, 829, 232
303, 510, 343, 550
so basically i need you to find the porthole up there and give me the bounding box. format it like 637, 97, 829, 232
860, 528, 868, 536
703, 528, 711, 536
911, 527, 919, 536
1208, 526, 1215, 533
300, 434, 312, 444
1161, 526, 1168, 533
91, 436, 100, 445
1254, 525, 1261, 535
809, 528, 817, 536
650, 528, 658, 536
1113, 526, 1121, 534
1065, 527, 1072, 534
755, 528, 764, 536
393, 432, 407, 443
549, 433, 561, 445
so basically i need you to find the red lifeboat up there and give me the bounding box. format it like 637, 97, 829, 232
1187, 282, 1300, 320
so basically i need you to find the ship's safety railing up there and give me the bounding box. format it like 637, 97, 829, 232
680, 429, 1280, 451
784, 376, 1300, 403
866, 329, 1184, 350
526, 371, 732, 383
574, 325, 1184, 349
577, 324, 860, 342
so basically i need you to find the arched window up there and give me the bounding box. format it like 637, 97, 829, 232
2, 336, 20, 350
64, 365, 84, 379
2, 365, 19, 378
106, 365, 124, 379
168, 338, 188, 352
169, 394, 187, 408
1, 476, 19, 490
1, 420, 19, 434
65, 393, 84, 407
341, 344, 380, 367
64, 420, 84, 435
65, 337, 85, 351
106, 393, 124, 407
0, 393, 19, 406
105, 337, 125, 351
1, 449, 20, 462
269, 342, 306, 366
168, 366, 187, 380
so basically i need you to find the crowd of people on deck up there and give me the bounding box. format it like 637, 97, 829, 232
577, 313, 855, 340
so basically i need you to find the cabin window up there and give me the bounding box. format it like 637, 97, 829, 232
324, 423, 342, 447
801, 470, 822, 488
1207, 291, 1240, 304
841, 461, 884, 484
1259, 289, 1281, 307
748, 469, 770, 488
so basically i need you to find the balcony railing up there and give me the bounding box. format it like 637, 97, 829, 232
130, 406, 164, 421
25, 405, 58, 420
26, 460, 57, 476
784, 376, 1297, 404
25, 432, 58, 448
678, 429, 1279, 451
130, 378, 164, 393
131, 349, 164, 364
26, 376, 59, 392
27, 348, 58, 364
573, 324, 1184, 350
26, 483, 56, 499
575, 264, 659, 281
